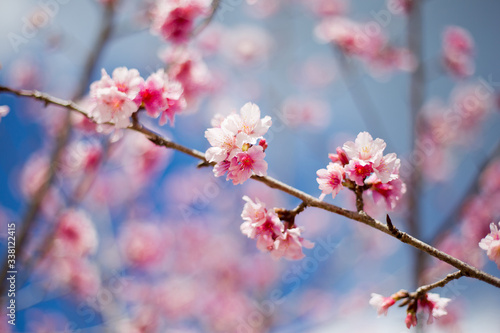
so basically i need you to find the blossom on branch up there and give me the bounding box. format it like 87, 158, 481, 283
316, 162, 345, 199
419, 293, 451, 324
0, 105, 9, 122
316, 132, 404, 210
369, 293, 396, 316
272, 227, 314, 260
137, 69, 186, 125
240, 196, 313, 260
442, 26, 475, 78
370, 291, 450, 329
205, 103, 271, 185
479, 222, 500, 268
150, 0, 210, 44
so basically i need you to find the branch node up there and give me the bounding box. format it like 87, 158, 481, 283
197, 161, 211, 168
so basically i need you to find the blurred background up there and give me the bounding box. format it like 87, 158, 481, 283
0, 0, 500, 332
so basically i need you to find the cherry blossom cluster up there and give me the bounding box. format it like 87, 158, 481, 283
240, 196, 314, 260
442, 26, 475, 78
88, 67, 186, 128
370, 291, 451, 329
150, 0, 210, 44
316, 132, 405, 211
204, 103, 271, 185
479, 222, 500, 268
419, 82, 493, 182
423, 158, 500, 282
315, 17, 415, 75
40, 209, 100, 297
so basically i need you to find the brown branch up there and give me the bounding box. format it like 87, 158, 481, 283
354, 185, 365, 213
2, 87, 500, 290
413, 271, 464, 297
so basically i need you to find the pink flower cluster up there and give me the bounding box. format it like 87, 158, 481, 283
240, 196, 314, 260
442, 26, 475, 78
41, 209, 101, 298
419, 82, 493, 181
479, 222, 500, 268
316, 132, 405, 211
159, 47, 211, 105
369, 293, 396, 316
89, 67, 186, 128
150, 0, 210, 44
315, 18, 415, 75
369, 292, 451, 329
406, 293, 451, 328
205, 102, 271, 185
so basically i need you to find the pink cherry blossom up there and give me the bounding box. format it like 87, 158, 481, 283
366, 175, 406, 211
272, 227, 314, 260
405, 312, 417, 329
120, 222, 168, 269
373, 152, 400, 183
150, 0, 210, 44
419, 293, 451, 324
387, 0, 413, 15
91, 86, 138, 128
303, 0, 348, 17
344, 159, 374, 186
241, 195, 268, 227
227, 145, 267, 185
442, 26, 475, 78
316, 162, 345, 199
205, 103, 271, 182
60, 141, 102, 175
479, 222, 500, 268
443, 26, 474, 56
137, 69, 186, 124
240, 196, 284, 252
52, 209, 98, 257
369, 293, 396, 316
213, 160, 231, 177
221, 25, 274, 66
205, 124, 246, 163
343, 131, 386, 163
367, 46, 417, 75
0, 105, 9, 121
315, 18, 367, 56
160, 47, 211, 104
136, 71, 166, 117
42, 257, 100, 298
109, 67, 144, 99
328, 147, 349, 166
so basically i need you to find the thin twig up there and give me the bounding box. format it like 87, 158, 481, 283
413, 271, 464, 297
354, 185, 364, 213
2, 87, 500, 290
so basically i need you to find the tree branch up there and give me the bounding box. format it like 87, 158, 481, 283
2, 86, 500, 290
413, 271, 464, 297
